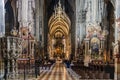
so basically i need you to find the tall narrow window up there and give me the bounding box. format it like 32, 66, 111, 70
0, 0, 5, 37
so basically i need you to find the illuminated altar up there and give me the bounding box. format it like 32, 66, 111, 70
48, 0, 71, 60
84, 23, 108, 65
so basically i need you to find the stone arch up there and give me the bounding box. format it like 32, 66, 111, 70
5, 0, 17, 35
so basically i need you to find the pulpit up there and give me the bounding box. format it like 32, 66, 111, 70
0, 36, 22, 79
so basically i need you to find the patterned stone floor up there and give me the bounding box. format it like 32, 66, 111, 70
38, 62, 76, 80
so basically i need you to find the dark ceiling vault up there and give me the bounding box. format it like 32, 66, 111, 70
46, 0, 75, 20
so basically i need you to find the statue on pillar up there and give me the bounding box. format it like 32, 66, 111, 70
17, 0, 35, 58
112, 41, 120, 58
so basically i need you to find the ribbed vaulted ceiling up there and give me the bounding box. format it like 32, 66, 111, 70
48, 1, 71, 38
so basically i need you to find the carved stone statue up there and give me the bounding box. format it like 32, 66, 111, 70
113, 41, 119, 57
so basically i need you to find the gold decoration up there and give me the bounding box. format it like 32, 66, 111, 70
11, 27, 18, 36
48, 0, 71, 37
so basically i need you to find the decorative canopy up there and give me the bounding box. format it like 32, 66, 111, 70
48, 0, 71, 38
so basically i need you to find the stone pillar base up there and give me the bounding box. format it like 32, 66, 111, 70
114, 58, 120, 80
114, 73, 120, 80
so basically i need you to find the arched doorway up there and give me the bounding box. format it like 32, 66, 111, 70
48, 1, 71, 60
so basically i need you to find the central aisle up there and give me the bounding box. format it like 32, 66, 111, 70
38, 62, 76, 80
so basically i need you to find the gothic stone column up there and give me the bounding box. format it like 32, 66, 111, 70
114, 58, 120, 80
114, 0, 120, 79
